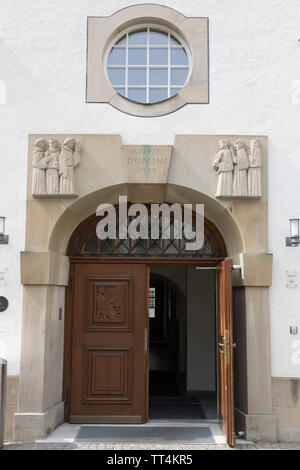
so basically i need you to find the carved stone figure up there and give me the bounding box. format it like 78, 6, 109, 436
32, 139, 49, 195
233, 140, 249, 196
248, 140, 262, 197
59, 138, 80, 195
45, 138, 60, 195
213, 140, 234, 197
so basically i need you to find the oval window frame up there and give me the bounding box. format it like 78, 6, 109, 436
104, 23, 193, 106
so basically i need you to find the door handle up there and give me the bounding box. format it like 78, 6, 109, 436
218, 335, 225, 348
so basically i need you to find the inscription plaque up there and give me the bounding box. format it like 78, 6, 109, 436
123, 145, 172, 184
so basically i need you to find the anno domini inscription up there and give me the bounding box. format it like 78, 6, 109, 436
123, 145, 173, 184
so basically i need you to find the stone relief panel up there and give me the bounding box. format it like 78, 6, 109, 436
95, 285, 124, 323
213, 139, 262, 198
248, 139, 263, 197
85, 277, 133, 332
28, 134, 266, 204
32, 137, 81, 196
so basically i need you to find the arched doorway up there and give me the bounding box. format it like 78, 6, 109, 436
63, 204, 235, 445
16, 141, 273, 444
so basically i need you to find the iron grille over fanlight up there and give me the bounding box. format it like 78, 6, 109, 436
68, 205, 227, 259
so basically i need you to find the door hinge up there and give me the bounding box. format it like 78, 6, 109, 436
66, 383, 71, 403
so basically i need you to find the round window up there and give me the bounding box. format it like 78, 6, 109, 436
106, 26, 190, 105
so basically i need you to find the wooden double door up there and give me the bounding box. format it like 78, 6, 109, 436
65, 260, 235, 445
68, 263, 148, 424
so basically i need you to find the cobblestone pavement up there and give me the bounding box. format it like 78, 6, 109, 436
3, 442, 300, 450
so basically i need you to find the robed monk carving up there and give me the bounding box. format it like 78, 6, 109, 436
248, 139, 263, 197
32, 137, 81, 196
46, 138, 60, 195
213, 139, 262, 198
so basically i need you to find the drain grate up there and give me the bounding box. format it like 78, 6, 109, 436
75, 425, 215, 444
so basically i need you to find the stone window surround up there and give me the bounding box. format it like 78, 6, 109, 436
86, 4, 209, 117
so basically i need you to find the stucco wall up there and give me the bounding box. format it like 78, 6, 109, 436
0, 0, 299, 381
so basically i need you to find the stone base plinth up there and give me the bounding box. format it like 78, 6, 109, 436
13, 402, 64, 442
235, 408, 277, 442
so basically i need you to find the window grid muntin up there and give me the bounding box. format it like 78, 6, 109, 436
146, 29, 150, 103
106, 27, 190, 104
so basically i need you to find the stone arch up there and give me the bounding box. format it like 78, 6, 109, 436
48, 183, 244, 257
17, 181, 274, 443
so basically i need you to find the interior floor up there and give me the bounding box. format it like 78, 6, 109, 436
149, 391, 218, 421
149, 369, 218, 420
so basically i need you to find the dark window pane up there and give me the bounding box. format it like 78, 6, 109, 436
107, 68, 125, 86
128, 30, 147, 45
149, 30, 168, 45
171, 48, 188, 66
148, 239, 162, 254
170, 88, 181, 97
131, 239, 147, 254
83, 233, 98, 253
171, 68, 188, 86
99, 239, 114, 253
128, 48, 147, 65
164, 240, 180, 254
115, 238, 130, 254
128, 68, 147, 85
128, 88, 147, 103
115, 88, 126, 97
149, 88, 168, 103
149, 48, 168, 65
149, 68, 168, 86
107, 48, 126, 65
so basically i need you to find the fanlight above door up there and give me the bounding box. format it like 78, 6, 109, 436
68, 204, 227, 258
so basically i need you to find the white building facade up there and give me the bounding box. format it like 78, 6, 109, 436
0, 0, 300, 444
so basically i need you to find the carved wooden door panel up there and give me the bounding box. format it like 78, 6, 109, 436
217, 259, 235, 446
69, 263, 148, 424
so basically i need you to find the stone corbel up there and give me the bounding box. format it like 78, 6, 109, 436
20, 252, 70, 286
232, 253, 273, 287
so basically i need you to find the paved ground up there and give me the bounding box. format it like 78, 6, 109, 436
3, 442, 300, 450
3, 424, 299, 450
